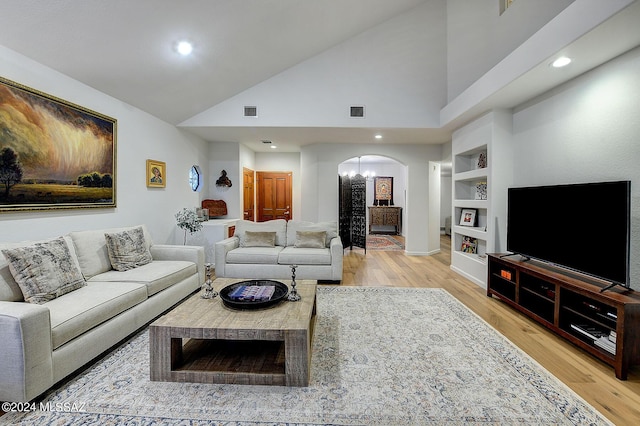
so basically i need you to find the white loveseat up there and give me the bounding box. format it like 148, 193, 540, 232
215, 220, 343, 282
0, 225, 204, 403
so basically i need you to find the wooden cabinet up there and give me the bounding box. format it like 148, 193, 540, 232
368, 206, 401, 235
487, 254, 640, 380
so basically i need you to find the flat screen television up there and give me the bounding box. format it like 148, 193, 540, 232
507, 180, 631, 290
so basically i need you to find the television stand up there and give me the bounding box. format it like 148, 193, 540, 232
487, 253, 640, 380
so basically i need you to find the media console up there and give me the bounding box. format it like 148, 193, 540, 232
487, 254, 640, 380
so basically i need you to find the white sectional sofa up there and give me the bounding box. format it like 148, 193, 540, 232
215, 219, 343, 282
0, 225, 204, 403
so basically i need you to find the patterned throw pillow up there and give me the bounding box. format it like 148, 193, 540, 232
104, 226, 153, 271
294, 231, 327, 249
1, 237, 86, 304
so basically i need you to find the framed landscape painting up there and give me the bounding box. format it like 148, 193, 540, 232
0, 76, 116, 212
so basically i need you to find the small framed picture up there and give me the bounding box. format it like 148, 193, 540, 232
146, 159, 166, 188
461, 236, 478, 254
459, 208, 477, 227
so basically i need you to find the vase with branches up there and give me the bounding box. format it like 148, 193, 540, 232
175, 207, 203, 244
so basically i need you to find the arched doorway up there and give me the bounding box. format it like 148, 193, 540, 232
338, 155, 408, 251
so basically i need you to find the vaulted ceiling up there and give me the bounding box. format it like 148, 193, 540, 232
1, 0, 639, 152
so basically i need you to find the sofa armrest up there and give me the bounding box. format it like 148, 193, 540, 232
214, 236, 240, 277
150, 244, 205, 285
0, 301, 53, 402
329, 236, 344, 281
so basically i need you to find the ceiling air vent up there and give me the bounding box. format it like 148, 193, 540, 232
244, 106, 257, 117
350, 105, 365, 118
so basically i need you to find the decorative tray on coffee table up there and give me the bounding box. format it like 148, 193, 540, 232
219, 280, 288, 310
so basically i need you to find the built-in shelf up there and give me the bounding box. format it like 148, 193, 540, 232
451, 110, 512, 288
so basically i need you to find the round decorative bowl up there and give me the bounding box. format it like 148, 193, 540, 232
219, 280, 288, 310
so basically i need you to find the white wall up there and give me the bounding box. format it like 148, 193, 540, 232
207, 142, 244, 220
511, 46, 640, 289
0, 45, 208, 245
182, 0, 446, 130
440, 141, 453, 232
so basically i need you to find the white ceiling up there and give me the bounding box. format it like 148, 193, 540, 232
0, 0, 426, 123
2, 0, 640, 152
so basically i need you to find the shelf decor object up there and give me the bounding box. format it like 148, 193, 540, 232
147, 159, 166, 188
477, 151, 487, 168
0, 76, 117, 212
459, 208, 477, 226
451, 111, 513, 287
475, 182, 487, 200
461, 236, 478, 254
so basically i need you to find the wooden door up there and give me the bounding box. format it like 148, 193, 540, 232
243, 167, 255, 221
256, 171, 292, 222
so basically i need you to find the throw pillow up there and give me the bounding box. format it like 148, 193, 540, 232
243, 231, 276, 247
104, 226, 153, 271
294, 231, 327, 249
1, 237, 86, 304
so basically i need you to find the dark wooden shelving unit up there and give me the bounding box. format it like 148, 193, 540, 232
487, 253, 640, 380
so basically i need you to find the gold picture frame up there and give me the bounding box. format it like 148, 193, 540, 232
0, 76, 116, 212
146, 159, 166, 188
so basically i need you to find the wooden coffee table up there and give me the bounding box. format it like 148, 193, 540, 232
149, 278, 316, 386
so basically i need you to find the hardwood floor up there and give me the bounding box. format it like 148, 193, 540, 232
343, 235, 640, 426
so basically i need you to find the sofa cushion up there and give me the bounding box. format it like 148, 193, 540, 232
70, 225, 153, 279
294, 231, 326, 249
235, 219, 287, 247
0, 236, 80, 302
286, 221, 338, 247
104, 226, 153, 271
278, 247, 332, 265
243, 231, 276, 247
89, 260, 196, 297
1, 237, 86, 304
226, 247, 283, 264
47, 281, 147, 349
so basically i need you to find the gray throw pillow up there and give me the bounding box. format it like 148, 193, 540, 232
243, 231, 276, 247
1, 237, 86, 304
104, 226, 153, 271
294, 231, 327, 249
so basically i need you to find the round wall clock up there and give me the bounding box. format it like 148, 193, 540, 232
189, 165, 202, 191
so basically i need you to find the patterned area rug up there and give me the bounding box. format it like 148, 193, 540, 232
366, 234, 404, 250
6, 287, 611, 425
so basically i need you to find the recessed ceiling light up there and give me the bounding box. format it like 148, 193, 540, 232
270, 145, 277, 149
551, 56, 571, 68
374, 134, 382, 139
176, 41, 193, 56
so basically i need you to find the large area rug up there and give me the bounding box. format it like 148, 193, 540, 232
7, 287, 611, 425
366, 234, 404, 250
